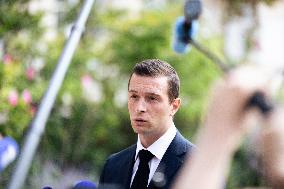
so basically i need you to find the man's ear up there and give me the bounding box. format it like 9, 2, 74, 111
171, 98, 181, 116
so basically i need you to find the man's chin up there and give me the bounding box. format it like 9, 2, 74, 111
133, 128, 146, 134
132, 127, 150, 135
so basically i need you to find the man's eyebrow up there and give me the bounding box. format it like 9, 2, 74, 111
128, 90, 160, 97
128, 90, 137, 93
146, 93, 161, 96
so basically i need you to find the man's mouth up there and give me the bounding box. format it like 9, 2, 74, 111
134, 118, 147, 122
135, 119, 146, 122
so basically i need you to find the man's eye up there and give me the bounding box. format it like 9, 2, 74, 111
130, 95, 138, 99
149, 96, 157, 101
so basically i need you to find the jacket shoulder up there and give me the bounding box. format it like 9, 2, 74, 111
98, 144, 136, 189
173, 131, 196, 154
107, 144, 136, 162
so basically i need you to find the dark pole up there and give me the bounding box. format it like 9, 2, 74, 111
190, 39, 230, 72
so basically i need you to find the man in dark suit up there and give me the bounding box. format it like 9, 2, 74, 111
98, 59, 195, 189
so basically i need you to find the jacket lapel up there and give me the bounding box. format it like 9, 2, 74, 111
148, 132, 189, 189
121, 145, 136, 189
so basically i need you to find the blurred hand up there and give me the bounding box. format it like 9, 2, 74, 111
260, 107, 284, 188
174, 64, 274, 189
203, 65, 271, 152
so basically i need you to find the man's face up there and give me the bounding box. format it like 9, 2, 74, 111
128, 74, 180, 140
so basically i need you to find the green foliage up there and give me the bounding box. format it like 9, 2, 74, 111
221, 0, 279, 16
35, 3, 221, 177
0, 53, 45, 141
1, 0, 268, 187
94, 4, 221, 139
0, 0, 42, 38
227, 146, 265, 188
223, 0, 277, 4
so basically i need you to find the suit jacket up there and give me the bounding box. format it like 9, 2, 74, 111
98, 131, 195, 189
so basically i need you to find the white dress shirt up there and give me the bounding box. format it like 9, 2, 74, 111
130, 125, 177, 187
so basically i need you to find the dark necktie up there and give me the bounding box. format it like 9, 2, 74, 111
130, 149, 154, 189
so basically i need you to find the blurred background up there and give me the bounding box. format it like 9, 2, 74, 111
0, 0, 283, 188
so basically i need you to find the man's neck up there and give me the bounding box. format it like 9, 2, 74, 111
140, 135, 159, 148
139, 124, 174, 148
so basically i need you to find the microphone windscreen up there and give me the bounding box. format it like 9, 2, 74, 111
184, 0, 202, 21
172, 16, 198, 54
73, 180, 97, 189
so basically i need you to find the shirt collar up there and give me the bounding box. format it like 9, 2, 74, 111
135, 125, 177, 160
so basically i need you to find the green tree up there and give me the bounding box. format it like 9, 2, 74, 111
0, 0, 43, 186
38, 2, 221, 185
0, 0, 42, 140
1, 1, 226, 187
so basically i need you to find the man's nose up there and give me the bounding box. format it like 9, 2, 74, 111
136, 99, 146, 113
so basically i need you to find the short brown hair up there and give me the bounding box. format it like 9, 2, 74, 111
128, 59, 180, 103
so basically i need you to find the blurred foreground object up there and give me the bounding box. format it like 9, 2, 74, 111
0, 135, 19, 173
73, 180, 97, 189
260, 108, 284, 188
173, 65, 284, 189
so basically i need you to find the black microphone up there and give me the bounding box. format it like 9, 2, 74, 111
73, 180, 97, 189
